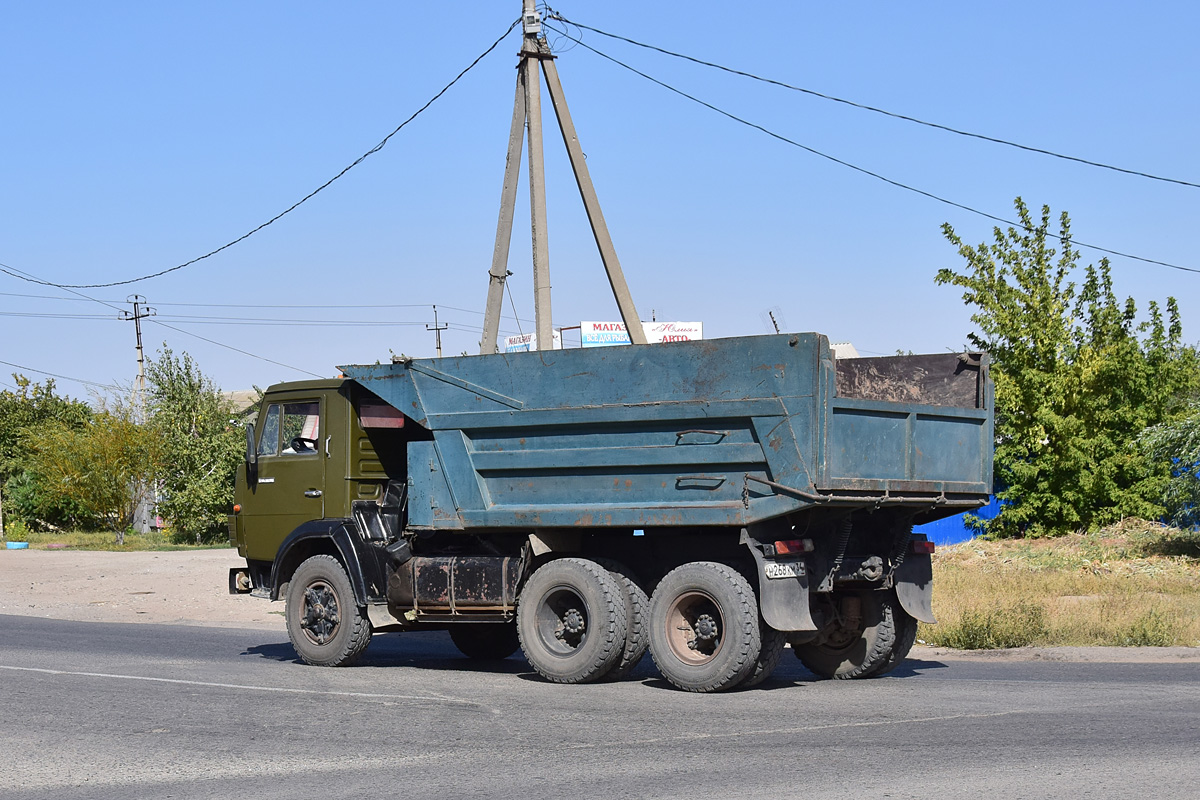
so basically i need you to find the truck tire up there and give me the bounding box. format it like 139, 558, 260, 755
741, 622, 787, 689
517, 558, 628, 684
864, 597, 918, 677
648, 562, 762, 693
793, 591, 895, 680
594, 559, 650, 681
449, 622, 521, 661
285, 555, 372, 667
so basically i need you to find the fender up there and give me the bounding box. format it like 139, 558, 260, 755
894, 533, 936, 624
269, 519, 389, 606
741, 530, 817, 632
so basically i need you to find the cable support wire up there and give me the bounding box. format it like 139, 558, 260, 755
541, 21, 1199, 276
547, 11, 1200, 191
3, 18, 522, 292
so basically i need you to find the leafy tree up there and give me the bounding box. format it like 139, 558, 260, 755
0, 377, 95, 532
937, 198, 1198, 537
145, 347, 245, 544
1139, 404, 1200, 528
24, 401, 155, 543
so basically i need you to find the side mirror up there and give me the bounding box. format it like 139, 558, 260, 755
245, 424, 258, 475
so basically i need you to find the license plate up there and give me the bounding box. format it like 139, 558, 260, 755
764, 561, 803, 579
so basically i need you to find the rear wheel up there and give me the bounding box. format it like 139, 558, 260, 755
594, 559, 650, 681
742, 622, 787, 688
793, 591, 895, 680
648, 562, 761, 693
517, 558, 628, 684
865, 596, 918, 677
449, 622, 521, 660
285, 555, 372, 667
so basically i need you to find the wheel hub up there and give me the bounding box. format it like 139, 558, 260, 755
300, 582, 341, 645
692, 613, 719, 643
557, 607, 586, 638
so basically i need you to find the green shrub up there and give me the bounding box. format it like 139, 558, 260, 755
931, 600, 1048, 649
1118, 609, 1180, 647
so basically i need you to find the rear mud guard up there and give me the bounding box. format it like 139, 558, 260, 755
894, 551, 936, 624
745, 541, 817, 632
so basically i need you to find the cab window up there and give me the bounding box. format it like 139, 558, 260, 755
258, 404, 280, 456
258, 401, 321, 456
281, 401, 321, 455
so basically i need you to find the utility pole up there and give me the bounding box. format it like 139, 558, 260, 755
120, 295, 155, 535
426, 305, 449, 358
119, 295, 155, 422
480, 2, 646, 353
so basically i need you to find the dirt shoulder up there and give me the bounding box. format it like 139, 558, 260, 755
0, 549, 283, 631
1, 549, 1198, 662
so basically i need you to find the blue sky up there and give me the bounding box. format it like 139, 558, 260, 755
2, 1, 1197, 398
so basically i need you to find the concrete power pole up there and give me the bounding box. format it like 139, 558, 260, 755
427, 305, 449, 358
119, 295, 155, 421
480, 1, 646, 353
120, 295, 156, 534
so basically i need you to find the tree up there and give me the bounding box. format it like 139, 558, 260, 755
145, 347, 245, 544
1139, 404, 1200, 529
0, 376, 95, 532
23, 401, 155, 543
937, 198, 1199, 537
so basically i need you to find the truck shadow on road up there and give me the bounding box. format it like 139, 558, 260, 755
241, 631, 949, 687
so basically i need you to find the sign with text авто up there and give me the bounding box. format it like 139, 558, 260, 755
580, 321, 704, 348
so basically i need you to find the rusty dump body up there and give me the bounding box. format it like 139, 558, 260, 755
232, 333, 992, 687
340, 333, 992, 532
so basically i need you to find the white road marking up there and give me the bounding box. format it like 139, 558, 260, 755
0, 663, 487, 709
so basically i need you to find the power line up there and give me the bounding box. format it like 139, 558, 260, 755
2, 18, 522, 292
144, 318, 324, 378
547, 11, 1200, 191
0, 286, 535, 324
0, 261, 323, 377
0, 358, 122, 391
542, 22, 1200, 276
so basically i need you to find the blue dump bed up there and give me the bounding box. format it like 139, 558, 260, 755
341, 333, 992, 531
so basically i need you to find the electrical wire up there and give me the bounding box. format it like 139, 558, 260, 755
0, 358, 122, 391
0, 260, 323, 377
0, 289, 534, 327
547, 11, 1200, 191
3, 18, 522, 291
542, 22, 1200, 276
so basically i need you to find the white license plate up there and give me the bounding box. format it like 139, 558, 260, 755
764, 561, 803, 580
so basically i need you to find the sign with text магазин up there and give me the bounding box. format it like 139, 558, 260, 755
580, 321, 703, 348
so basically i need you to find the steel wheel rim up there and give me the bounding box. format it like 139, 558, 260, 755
535, 585, 590, 657
300, 579, 341, 646
665, 590, 725, 666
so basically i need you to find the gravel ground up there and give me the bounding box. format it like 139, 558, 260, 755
1, 548, 1197, 662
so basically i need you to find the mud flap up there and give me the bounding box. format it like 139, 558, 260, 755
894, 552, 936, 623
747, 546, 817, 632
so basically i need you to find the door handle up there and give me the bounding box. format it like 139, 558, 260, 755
304, 490, 323, 498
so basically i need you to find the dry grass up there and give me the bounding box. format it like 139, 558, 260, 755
2, 526, 220, 552
921, 519, 1200, 648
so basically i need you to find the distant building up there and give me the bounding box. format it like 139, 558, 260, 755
830, 342, 859, 359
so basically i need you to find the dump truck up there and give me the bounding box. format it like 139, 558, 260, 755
228, 333, 992, 691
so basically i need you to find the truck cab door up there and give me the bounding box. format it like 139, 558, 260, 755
242, 394, 326, 561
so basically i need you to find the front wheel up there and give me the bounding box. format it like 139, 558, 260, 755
648, 562, 762, 693
285, 555, 372, 667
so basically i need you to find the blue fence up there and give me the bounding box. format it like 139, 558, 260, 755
914, 497, 1000, 546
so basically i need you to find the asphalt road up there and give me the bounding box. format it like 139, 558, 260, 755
1, 614, 1197, 800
